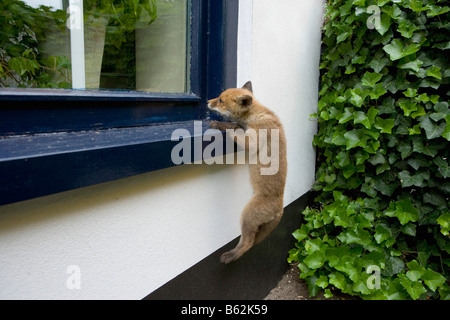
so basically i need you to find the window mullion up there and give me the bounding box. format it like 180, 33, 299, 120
68, 0, 86, 89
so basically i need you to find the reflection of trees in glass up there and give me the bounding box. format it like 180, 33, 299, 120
98, 0, 189, 92
0, 0, 71, 88
136, 0, 188, 93
0, 0, 188, 92
0, 0, 159, 90
100, 20, 137, 90
86, 0, 158, 90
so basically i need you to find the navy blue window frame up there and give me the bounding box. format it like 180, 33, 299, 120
0, 0, 239, 206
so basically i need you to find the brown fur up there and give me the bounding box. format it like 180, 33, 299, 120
208, 81, 287, 264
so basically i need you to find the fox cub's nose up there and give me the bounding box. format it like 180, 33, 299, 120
207, 99, 216, 109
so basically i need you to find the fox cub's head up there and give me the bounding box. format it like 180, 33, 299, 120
208, 81, 254, 121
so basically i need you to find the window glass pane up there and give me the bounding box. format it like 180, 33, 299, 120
0, 0, 190, 93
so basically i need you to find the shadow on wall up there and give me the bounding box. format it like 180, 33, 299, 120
0, 163, 233, 236
145, 192, 312, 300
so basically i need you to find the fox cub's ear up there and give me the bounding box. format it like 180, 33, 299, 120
237, 95, 253, 107
242, 81, 253, 93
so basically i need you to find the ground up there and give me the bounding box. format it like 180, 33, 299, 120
264, 264, 357, 300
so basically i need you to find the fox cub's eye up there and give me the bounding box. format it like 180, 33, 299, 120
218, 98, 223, 104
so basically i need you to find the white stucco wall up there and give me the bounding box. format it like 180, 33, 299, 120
0, 0, 324, 299
250, 0, 324, 204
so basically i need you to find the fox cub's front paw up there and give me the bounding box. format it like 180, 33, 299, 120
209, 120, 223, 130
210, 121, 241, 131
209, 121, 232, 131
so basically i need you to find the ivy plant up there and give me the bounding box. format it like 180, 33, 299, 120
289, 0, 449, 300
0, 0, 157, 89
0, 0, 71, 88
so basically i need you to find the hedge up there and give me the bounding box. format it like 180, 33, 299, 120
288, 0, 449, 299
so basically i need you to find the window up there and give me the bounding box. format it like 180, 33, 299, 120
0, 0, 239, 205
1, 0, 189, 93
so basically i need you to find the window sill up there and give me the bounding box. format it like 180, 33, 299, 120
0, 121, 223, 206
0, 88, 201, 102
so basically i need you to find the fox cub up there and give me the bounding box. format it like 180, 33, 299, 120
208, 81, 287, 264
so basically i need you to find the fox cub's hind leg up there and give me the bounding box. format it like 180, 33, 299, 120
254, 210, 283, 245
220, 216, 258, 264
220, 195, 282, 264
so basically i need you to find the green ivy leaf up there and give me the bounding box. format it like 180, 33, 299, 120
376, 9, 392, 36
384, 256, 405, 276
419, 116, 446, 139
433, 157, 450, 178
349, 88, 366, 107
410, 106, 426, 119
336, 150, 351, 167
316, 275, 329, 289
433, 41, 450, 50
343, 129, 379, 150
368, 151, 386, 166
397, 141, 413, 159
369, 54, 391, 72
383, 39, 420, 61
397, 18, 419, 38
426, 4, 450, 17
324, 289, 334, 298
400, 275, 427, 300
361, 71, 383, 87
442, 115, 450, 141
368, 83, 388, 99
305, 275, 321, 297
305, 238, 325, 254
412, 137, 441, 157
430, 102, 450, 122
345, 64, 356, 74
337, 26, 352, 44
407, 157, 429, 170
385, 198, 419, 225
354, 111, 370, 129
408, 124, 421, 135
304, 250, 326, 269
328, 271, 348, 292
339, 107, 355, 124
374, 118, 395, 134
370, 175, 398, 196
292, 224, 311, 241
436, 213, 450, 236
398, 99, 418, 117
423, 269, 446, 291
401, 223, 416, 236
337, 226, 372, 249
398, 59, 423, 72
409, 0, 428, 13
355, 150, 370, 165
398, 170, 430, 187
423, 193, 447, 208
426, 66, 442, 80
403, 88, 417, 98
374, 223, 394, 245
377, 0, 390, 7
344, 130, 366, 150
406, 260, 425, 282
